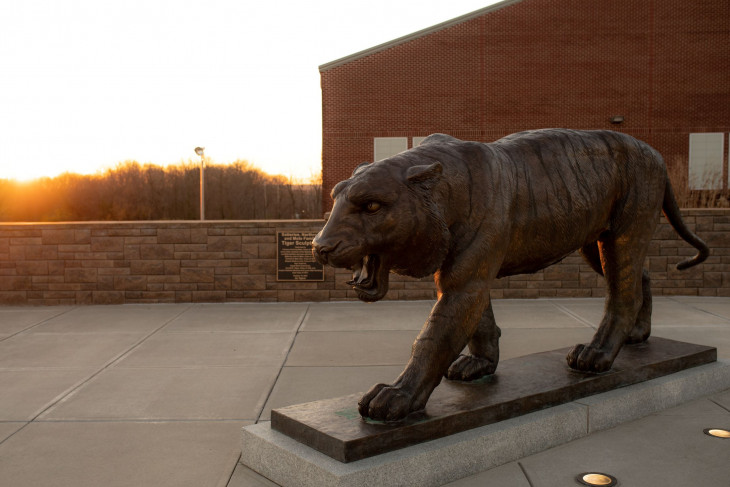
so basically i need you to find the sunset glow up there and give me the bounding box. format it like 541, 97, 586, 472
1, 0, 499, 182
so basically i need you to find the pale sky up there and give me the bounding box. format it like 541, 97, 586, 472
0, 0, 502, 181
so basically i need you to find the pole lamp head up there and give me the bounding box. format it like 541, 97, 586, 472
194, 147, 205, 157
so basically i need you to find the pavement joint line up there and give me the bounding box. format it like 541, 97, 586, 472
0, 422, 28, 448
90, 303, 196, 367
518, 461, 536, 487
255, 304, 311, 424
110, 364, 285, 370
216, 450, 242, 487
30, 418, 259, 423
667, 295, 730, 322
654, 324, 730, 329
0, 366, 94, 371
0, 306, 91, 447
688, 306, 730, 323
295, 329, 422, 333
284, 365, 408, 369
159, 330, 297, 335
709, 398, 730, 414
0, 305, 79, 343
548, 300, 598, 329
0, 422, 27, 447
18, 303, 195, 427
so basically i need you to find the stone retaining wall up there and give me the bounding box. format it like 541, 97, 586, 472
1, 210, 728, 305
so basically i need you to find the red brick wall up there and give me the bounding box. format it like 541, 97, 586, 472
320, 0, 730, 212
1, 211, 729, 305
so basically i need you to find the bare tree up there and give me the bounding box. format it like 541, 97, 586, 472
0, 160, 323, 221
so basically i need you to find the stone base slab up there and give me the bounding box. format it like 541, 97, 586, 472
271, 338, 715, 462
241, 360, 730, 487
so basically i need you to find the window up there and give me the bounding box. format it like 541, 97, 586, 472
688, 133, 724, 190
374, 137, 408, 161
412, 136, 428, 147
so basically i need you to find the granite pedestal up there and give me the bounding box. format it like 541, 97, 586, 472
241, 338, 730, 487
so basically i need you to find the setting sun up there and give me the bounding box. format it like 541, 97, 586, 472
1, 1, 499, 182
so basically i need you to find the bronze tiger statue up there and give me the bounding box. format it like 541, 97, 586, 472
313, 129, 709, 422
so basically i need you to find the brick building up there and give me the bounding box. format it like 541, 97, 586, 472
319, 0, 729, 212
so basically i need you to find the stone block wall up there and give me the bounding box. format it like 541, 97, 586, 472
1, 209, 729, 305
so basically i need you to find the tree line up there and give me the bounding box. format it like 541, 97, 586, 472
0, 160, 322, 221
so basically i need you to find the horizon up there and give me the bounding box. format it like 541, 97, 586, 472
0, 0, 501, 182
0, 156, 318, 184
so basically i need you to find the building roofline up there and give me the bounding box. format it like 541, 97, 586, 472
318, 0, 523, 72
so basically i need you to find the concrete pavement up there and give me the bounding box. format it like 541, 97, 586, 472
0, 297, 729, 486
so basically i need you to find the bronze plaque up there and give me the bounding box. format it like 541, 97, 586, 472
276, 230, 324, 282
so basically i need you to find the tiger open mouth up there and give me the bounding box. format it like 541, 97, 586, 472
347, 254, 389, 302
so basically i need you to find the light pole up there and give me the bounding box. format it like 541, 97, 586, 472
194, 147, 205, 220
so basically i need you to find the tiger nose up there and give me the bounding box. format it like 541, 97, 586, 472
312, 237, 338, 264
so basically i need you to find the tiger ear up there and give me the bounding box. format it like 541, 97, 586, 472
352, 161, 371, 177
406, 162, 442, 183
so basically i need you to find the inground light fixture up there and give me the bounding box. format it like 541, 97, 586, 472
704, 428, 730, 438
576, 472, 618, 486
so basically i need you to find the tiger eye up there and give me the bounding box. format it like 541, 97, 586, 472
366, 202, 381, 212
